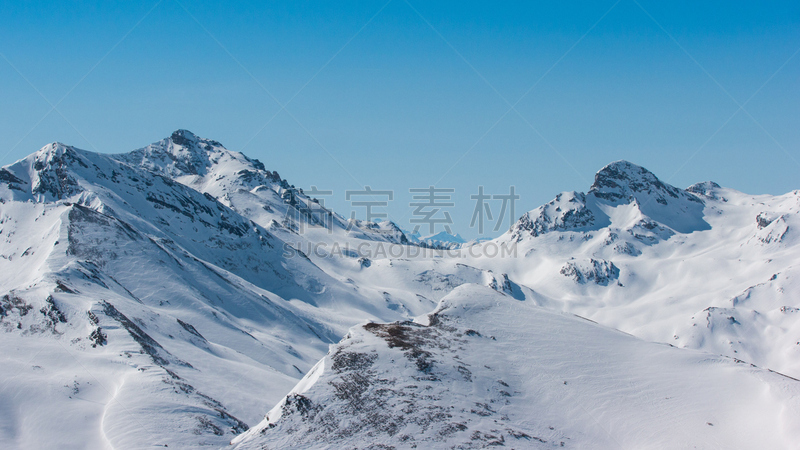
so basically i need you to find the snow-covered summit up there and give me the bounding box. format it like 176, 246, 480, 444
119, 129, 282, 186
686, 180, 721, 195
508, 160, 709, 241
589, 160, 699, 206
0, 142, 91, 201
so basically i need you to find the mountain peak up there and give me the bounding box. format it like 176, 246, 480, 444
169, 129, 199, 147
686, 181, 721, 196
591, 161, 660, 199
36, 142, 74, 158
508, 160, 709, 241
589, 160, 693, 207
167, 129, 225, 151
117, 131, 231, 177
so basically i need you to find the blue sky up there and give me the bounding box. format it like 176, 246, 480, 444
1, 0, 798, 239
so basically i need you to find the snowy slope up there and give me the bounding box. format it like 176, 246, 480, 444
233, 284, 800, 449
0, 146, 314, 448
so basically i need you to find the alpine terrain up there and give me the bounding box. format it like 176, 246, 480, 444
1, 131, 798, 449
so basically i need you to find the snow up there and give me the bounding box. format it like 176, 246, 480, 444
1, 131, 799, 449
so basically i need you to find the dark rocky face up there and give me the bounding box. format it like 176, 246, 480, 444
589, 160, 688, 205
170, 129, 198, 147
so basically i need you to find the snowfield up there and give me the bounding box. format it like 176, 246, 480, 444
1, 130, 798, 449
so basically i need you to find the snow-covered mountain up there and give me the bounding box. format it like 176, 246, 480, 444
480, 161, 800, 380
0, 133, 431, 448
2, 132, 799, 449
233, 285, 800, 449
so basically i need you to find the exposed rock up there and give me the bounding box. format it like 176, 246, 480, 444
560, 259, 620, 285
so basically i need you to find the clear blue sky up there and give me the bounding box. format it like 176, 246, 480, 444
1, 0, 798, 239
